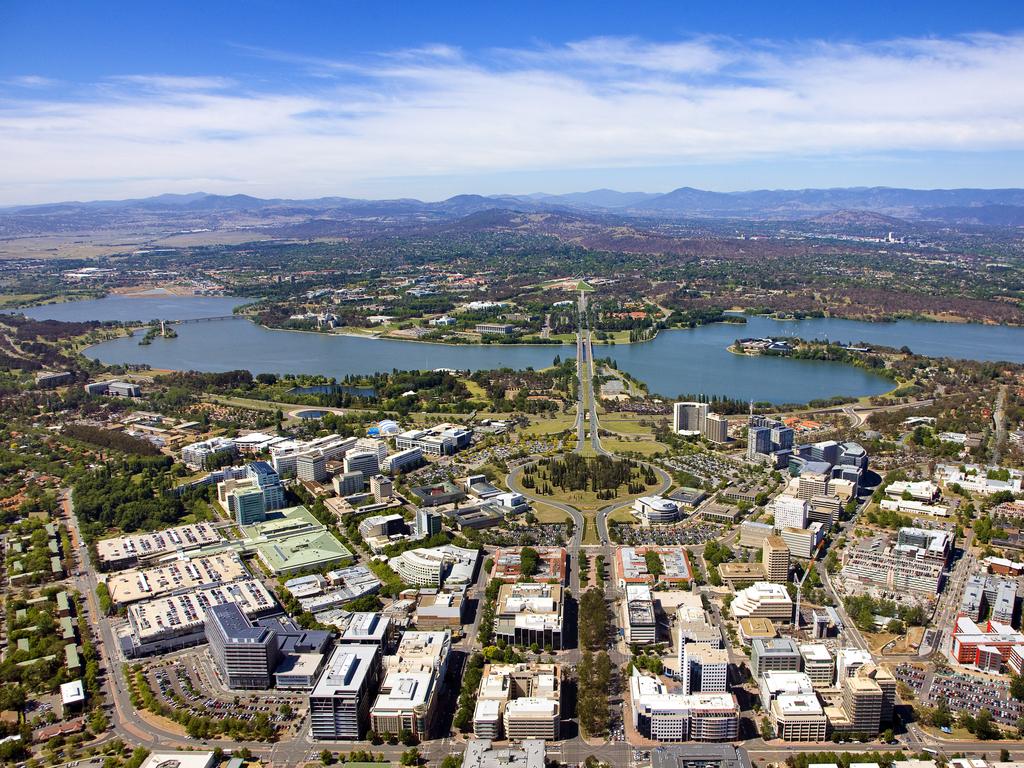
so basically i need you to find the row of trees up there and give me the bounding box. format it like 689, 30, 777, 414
577, 650, 613, 736
578, 588, 610, 651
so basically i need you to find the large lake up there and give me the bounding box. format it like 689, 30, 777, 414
18, 294, 1024, 403
9, 293, 245, 322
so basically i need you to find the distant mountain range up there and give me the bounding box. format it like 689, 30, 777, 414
4, 185, 1024, 237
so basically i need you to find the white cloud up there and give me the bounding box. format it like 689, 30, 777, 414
1, 32, 1023, 203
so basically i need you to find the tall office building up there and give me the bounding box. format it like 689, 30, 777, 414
772, 496, 808, 531
205, 603, 279, 690
841, 676, 883, 734
309, 644, 381, 740
762, 536, 790, 583
247, 461, 285, 511
747, 427, 773, 460
297, 451, 329, 483
797, 472, 830, 501
231, 485, 268, 526
681, 644, 729, 694
673, 402, 709, 434
703, 414, 729, 444
415, 508, 442, 538
344, 450, 380, 477
334, 471, 364, 496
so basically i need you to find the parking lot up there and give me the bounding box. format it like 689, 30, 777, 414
610, 521, 721, 546
896, 663, 1024, 727
145, 656, 303, 733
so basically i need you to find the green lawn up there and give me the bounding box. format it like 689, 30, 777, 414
532, 502, 571, 524
523, 413, 576, 436
601, 437, 669, 456
599, 414, 659, 435
607, 507, 637, 524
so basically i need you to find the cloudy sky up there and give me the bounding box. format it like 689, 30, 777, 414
1, 0, 1023, 205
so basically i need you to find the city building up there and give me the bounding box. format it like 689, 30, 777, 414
750, 638, 801, 680
344, 450, 381, 477
461, 740, 545, 768
772, 496, 808, 531
615, 546, 692, 588
781, 523, 826, 560
359, 513, 406, 540
230, 484, 268, 525
181, 437, 237, 470
239, 505, 355, 575
731, 582, 794, 623
473, 663, 561, 741
85, 380, 141, 397
835, 649, 873, 681
704, 413, 729, 444
205, 603, 279, 689
247, 461, 286, 510
763, 536, 790, 583
492, 547, 568, 583
739, 521, 774, 549
341, 612, 393, 649
797, 472, 830, 501
95, 523, 222, 570
382, 447, 424, 475
494, 583, 564, 650
952, 616, 1024, 671
629, 670, 739, 742
389, 545, 479, 587
475, 323, 517, 336
414, 586, 467, 630
272, 435, 357, 477
334, 471, 364, 496
370, 474, 394, 502
673, 402, 709, 435
842, 527, 951, 594
370, 631, 451, 738
771, 693, 828, 742
737, 618, 776, 646
395, 424, 472, 456
104, 552, 248, 607
840, 676, 883, 734
124, 579, 277, 657
414, 508, 443, 539
961, 574, 1018, 624
681, 644, 729, 694
624, 584, 657, 644
799, 644, 835, 688
297, 451, 329, 483
633, 495, 681, 525
309, 644, 381, 740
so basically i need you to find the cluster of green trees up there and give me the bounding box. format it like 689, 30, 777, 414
63, 423, 163, 456
71, 455, 189, 540
578, 588, 610, 650
477, 578, 503, 645
452, 652, 485, 731
533, 454, 640, 493
843, 594, 926, 634
577, 651, 613, 736
644, 550, 664, 579
785, 752, 906, 768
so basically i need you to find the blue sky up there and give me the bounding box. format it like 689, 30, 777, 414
1, 1, 1023, 204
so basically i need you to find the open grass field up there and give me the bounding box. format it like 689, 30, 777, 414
599, 413, 662, 435
463, 379, 488, 399
524, 413, 576, 436
607, 507, 637, 524
581, 514, 600, 545
531, 502, 572, 524
601, 437, 669, 456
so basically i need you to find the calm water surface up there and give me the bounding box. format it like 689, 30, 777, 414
47, 295, 1024, 403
